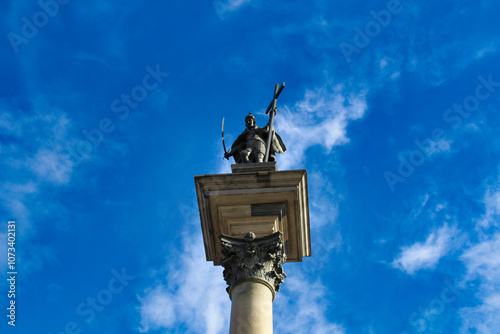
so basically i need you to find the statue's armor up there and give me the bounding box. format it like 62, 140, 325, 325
229, 119, 286, 164
241, 128, 266, 162
248, 129, 266, 150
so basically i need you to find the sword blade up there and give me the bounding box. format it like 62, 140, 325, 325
222, 117, 228, 155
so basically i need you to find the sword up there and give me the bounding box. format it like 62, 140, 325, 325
222, 117, 228, 159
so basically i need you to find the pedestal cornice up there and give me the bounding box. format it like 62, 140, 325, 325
195, 166, 311, 265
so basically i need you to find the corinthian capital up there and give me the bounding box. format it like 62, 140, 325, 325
220, 231, 287, 296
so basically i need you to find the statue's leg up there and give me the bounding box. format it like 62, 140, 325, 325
255, 141, 266, 163
241, 149, 251, 163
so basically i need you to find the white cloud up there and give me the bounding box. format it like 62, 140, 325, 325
308, 171, 340, 229
461, 233, 500, 282
226, 0, 251, 10
29, 148, 74, 184
429, 139, 452, 155
392, 224, 460, 274
459, 232, 500, 333
455, 174, 500, 332
475, 42, 498, 59
367, 5, 500, 87
137, 286, 176, 329
476, 182, 500, 230
0, 182, 38, 230
0, 100, 75, 185
274, 271, 345, 334
0, 97, 78, 275
137, 210, 230, 334
213, 0, 252, 20
275, 85, 366, 169
0, 99, 75, 225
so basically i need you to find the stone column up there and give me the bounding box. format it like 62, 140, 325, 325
220, 231, 287, 334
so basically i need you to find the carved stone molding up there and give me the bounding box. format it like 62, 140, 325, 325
220, 231, 287, 296
195, 168, 310, 265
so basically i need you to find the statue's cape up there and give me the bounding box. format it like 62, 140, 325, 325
272, 132, 286, 154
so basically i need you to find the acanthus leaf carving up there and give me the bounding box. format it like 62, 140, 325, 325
219, 231, 287, 294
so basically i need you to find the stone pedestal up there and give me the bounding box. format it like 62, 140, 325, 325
194, 163, 310, 333
194, 162, 311, 265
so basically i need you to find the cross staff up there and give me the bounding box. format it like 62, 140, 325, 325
264, 82, 285, 162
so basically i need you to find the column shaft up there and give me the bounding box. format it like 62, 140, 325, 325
230, 279, 273, 334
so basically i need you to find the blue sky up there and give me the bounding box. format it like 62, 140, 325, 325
1, 0, 500, 333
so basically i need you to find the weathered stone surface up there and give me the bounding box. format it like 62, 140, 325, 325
220, 232, 287, 295
231, 161, 277, 174
230, 279, 274, 334
194, 165, 311, 265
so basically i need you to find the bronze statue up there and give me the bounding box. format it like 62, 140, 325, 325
223, 83, 287, 164
224, 112, 286, 163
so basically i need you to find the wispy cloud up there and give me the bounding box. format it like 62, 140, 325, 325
308, 171, 341, 229
0, 97, 76, 273
275, 84, 366, 169
274, 272, 345, 334
226, 0, 251, 10
476, 180, 500, 231
461, 233, 500, 282
0, 182, 38, 229
0, 98, 75, 185
458, 179, 500, 332
392, 224, 460, 274
459, 232, 500, 333
212, 0, 252, 21
475, 42, 498, 59
137, 206, 230, 334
